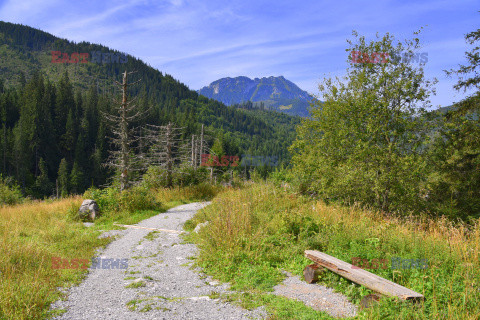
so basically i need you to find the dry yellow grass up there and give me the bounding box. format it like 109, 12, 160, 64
0, 196, 110, 320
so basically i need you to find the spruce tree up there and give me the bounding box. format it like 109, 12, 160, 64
70, 161, 83, 194
34, 158, 53, 197
61, 109, 76, 162
103, 71, 146, 190
55, 71, 75, 152
57, 158, 69, 197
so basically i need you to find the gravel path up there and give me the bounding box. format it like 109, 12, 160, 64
273, 272, 357, 318
50, 202, 265, 320
51, 202, 358, 319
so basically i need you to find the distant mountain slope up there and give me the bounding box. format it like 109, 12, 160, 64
198, 76, 314, 117
0, 21, 300, 195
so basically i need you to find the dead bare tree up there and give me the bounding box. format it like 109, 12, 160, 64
144, 122, 185, 187
188, 124, 210, 169
102, 70, 145, 191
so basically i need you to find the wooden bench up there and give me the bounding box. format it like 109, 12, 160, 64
304, 250, 424, 301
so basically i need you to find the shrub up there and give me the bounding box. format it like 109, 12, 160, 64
0, 175, 23, 206
173, 164, 209, 186
83, 185, 160, 215
119, 185, 159, 212
141, 166, 168, 189
142, 165, 209, 188
83, 186, 121, 213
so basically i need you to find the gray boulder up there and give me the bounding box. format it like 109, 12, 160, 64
78, 199, 100, 221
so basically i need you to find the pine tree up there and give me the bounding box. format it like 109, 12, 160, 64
74, 115, 89, 177
92, 121, 107, 186
57, 158, 69, 197
34, 157, 53, 197
61, 109, 76, 162
55, 71, 75, 150
86, 86, 99, 147
70, 161, 83, 194
19, 72, 26, 89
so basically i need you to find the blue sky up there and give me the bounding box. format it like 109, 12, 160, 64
0, 0, 478, 109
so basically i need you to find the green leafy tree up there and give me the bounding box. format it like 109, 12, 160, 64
210, 137, 225, 159
426, 117, 480, 219
290, 31, 435, 213
0, 174, 23, 206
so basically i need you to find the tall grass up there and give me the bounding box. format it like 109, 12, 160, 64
190, 182, 480, 319
0, 196, 111, 320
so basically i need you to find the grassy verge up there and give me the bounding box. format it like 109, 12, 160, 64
187, 182, 480, 319
0, 183, 222, 320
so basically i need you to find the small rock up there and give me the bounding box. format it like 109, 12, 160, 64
188, 296, 211, 301
193, 221, 209, 233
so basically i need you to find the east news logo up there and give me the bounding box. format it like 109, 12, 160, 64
51, 51, 128, 64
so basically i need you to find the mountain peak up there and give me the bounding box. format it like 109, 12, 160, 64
198, 76, 313, 117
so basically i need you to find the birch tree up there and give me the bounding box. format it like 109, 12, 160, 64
290, 31, 436, 213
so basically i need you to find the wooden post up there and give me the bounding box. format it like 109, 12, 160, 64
360, 294, 381, 309
303, 263, 325, 283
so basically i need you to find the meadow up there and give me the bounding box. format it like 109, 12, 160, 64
187, 181, 480, 319
2, 180, 479, 319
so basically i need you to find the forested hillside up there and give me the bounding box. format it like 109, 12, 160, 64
0, 21, 299, 198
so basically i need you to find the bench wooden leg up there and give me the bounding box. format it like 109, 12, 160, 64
303, 263, 325, 284
360, 294, 381, 309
